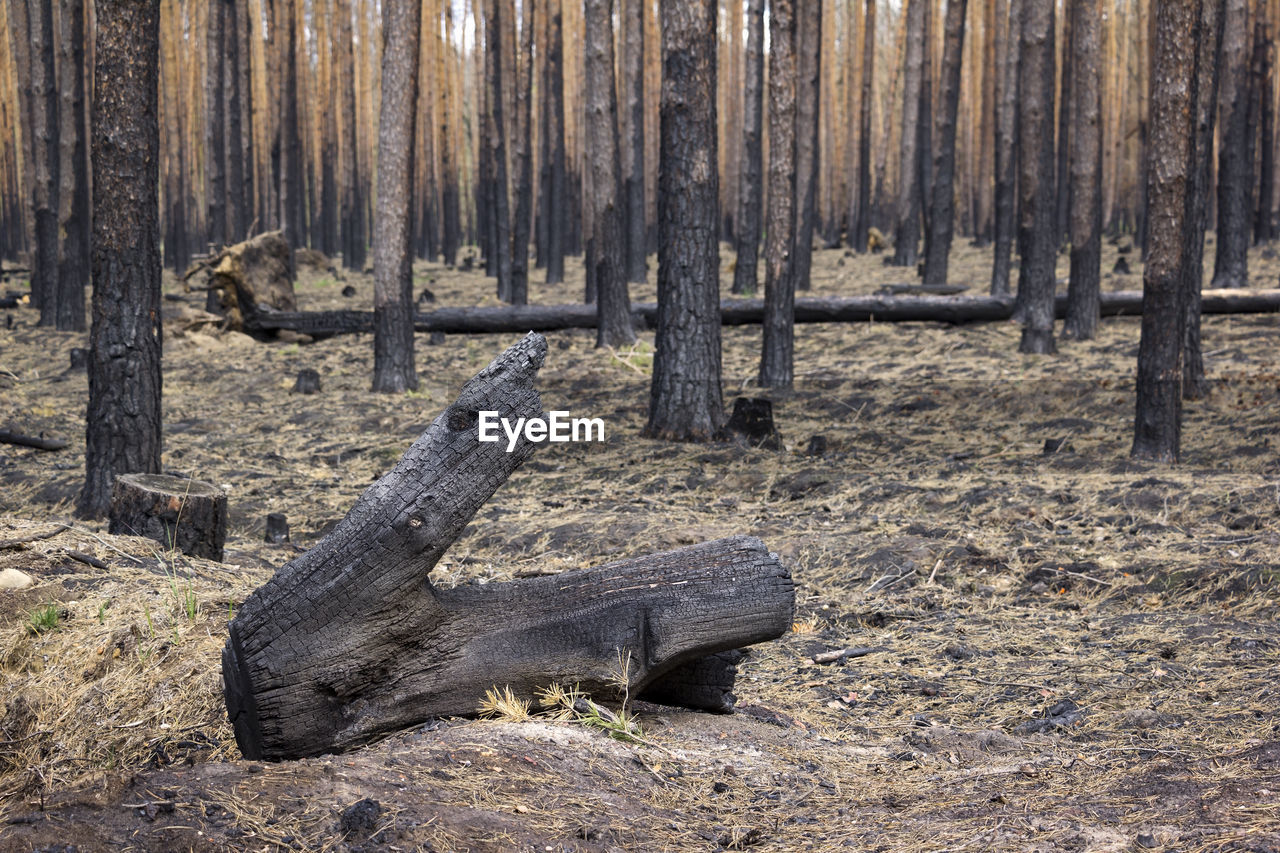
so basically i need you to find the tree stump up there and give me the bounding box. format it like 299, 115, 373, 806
109, 474, 227, 561
724, 397, 782, 450
222, 333, 795, 760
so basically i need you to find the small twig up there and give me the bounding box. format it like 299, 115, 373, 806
0, 524, 70, 550
953, 674, 1053, 692
1053, 567, 1115, 587
812, 646, 888, 665
927, 558, 943, 584
63, 549, 109, 570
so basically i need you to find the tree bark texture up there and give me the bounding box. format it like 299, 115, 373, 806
991, 0, 1021, 295
30, 0, 59, 320
1252, 13, 1274, 244
279, 0, 304, 267
892, 0, 926, 267
621, 0, 647, 284
1132, 0, 1197, 463
508, 0, 535, 305
584, 0, 634, 347
922, 0, 968, 285
646, 0, 725, 441
732, 0, 765, 294
760, 0, 797, 388
485, 0, 513, 302
372, 0, 421, 394
791, 0, 821, 293
337, 0, 367, 271
222, 334, 795, 759
109, 474, 227, 562
850, 0, 876, 253
78, 0, 164, 520
5, 0, 35, 265
439, 0, 460, 268
543, 0, 567, 285
1064, 0, 1103, 340
1015, 0, 1057, 354
206, 0, 227, 249
1212, 0, 1251, 289
55, 0, 90, 332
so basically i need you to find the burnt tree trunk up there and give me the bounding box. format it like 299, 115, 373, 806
337, 0, 367, 271
206, 0, 226, 249
922, 0, 968, 286
439, 0, 460, 268
1014, 0, 1057, 354
1253, 11, 1274, 245
791, 0, 821, 292
109, 474, 227, 562
1064, 0, 1102, 340
892, 0, 926, 267
543, 0, 567, 286
509, 0, 534, 304
224, 0, 246, 244
6, 0, 35, 264
731, 0, 765, 294
78, 0, 163, 519
372, 0, 421, 394
1054, 0, 1073, 247
850, 0, 876, 253
1213, 0, 1251, 288
1180, 0, 1224, 400
1132, 0, 1198, 463
760, 0, 797, 388
621, 0, 647, 284
280, 0, 304, 268
30, 0, 59, 320
223, 334, 794, 760
645, 0, 725, 441
55, 0, 90, 332
486, 0, 514, 301
584, 0, 634, 347
991, 0, 1021, 295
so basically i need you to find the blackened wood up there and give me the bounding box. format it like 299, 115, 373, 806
0, 430, 69, 451
791, 0, 821, 292
990, 0, 1021, 296
1064, 0, 1102, 341
54, 0, 89, 332
922, 0, 968, 286
621, 0, 647, 284
78, 0, 163, 519
222, 334, 794, 758
1132, 0, 1198, 463
724, 398, 782, 450
206, 230, 297, 331
1253, 12, 1275, 245
731, 0, 766, 294
543, 0, 567, 286
639, 649, 743, 713
264, 513, 289, 544
1213, 0, 1251, 289
109, 473, 227, 561
336, 0, 367, 271
485, 0, 513, 302
293, 369, 321, 394
1014, 0, 1057, 354
372, 0, 421, 394
243, 289, 1280, 338
30, 0, 58, 321
645, 0, 725, 441
509, 0, 535, 304
760, 0, 797, 388
850, 0, 876, 253
206, 0, 227, 249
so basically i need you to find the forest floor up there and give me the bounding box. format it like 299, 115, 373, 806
0, 236, 1278, 852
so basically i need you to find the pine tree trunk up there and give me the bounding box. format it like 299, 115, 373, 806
280, 0, 304, 269
337, 0, 366, 270
1181, 0, 1224, 400
584, 0, 633, 347
731, 0, 765, 294
1014, 0, 1057, 354
225, 0, 247, 243
5, 0, 35, 263
371, 0, 421, 394
486, 0, 514, 301
1064, 0, 1102, 341
78, 0, 163, 519
850, 0, 876, 252
206, 0, 227, 249
923, 0, 968, 285
974, 0, 997, 244
30, 0, 59, 320
1212, 0, 1250, 288
892, 0, 926, 267
1132, 0, 1197, 463
544, 0, 567, 285
1055, 1, 1074, 247
759, 0, 797, 387
621, 0, 647, 283
439, 0, 460, 267
509, 0, 535, 303
1252, 13, 1275, 244
645, 0, 724, 441
991, 0, 1020, 295
317, 0, 340, 257
791, 0, 821, 293
54, 0, 89, 332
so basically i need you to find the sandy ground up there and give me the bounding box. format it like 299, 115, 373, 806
0, 237, 1278, 851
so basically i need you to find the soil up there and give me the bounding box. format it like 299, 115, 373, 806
1, 237, 1278, 852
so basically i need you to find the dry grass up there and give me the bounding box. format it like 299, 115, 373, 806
0, 238, 1277, 850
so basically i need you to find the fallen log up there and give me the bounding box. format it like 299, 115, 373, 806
0, 430, 69, 451
222, 333, 794, 760
241, 289, 1280, 338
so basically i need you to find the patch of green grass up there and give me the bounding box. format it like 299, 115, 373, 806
26, 603, 60, 635
315, 278, 332, 288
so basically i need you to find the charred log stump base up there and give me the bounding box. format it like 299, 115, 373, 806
223, 333, 794, 760
109, 474, 227, 561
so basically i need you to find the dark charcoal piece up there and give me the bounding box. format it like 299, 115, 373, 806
724, 397, 782, 450
1042, 437, 1073, 455
339, 798, 382, 837
109, 474, 227, 561
293, 369, 321, 394
418, 287, 436, 304
1113, 256, 1131, 275
341, 284, 357, 298
69, 348, 89, 370
264, 513, 290, 544
805, 435, 828, 456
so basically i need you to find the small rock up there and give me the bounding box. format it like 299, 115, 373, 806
341, 284, 357, 298
0, 568, 34, 590
1043, 437, 1073, 455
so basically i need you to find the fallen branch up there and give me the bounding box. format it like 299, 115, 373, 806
0, 524, 70, 550
0, 430, 69, 451
240, 289, 1280, 339
812, 646, 888, 665
223, 333, 795, 760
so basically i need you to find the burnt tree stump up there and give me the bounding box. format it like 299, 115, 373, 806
222, 333, 795, 760
109, 474, 227, 561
